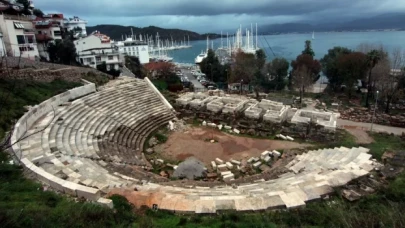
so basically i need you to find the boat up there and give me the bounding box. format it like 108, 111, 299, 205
312, 31, 315, 40
195, 36, 209, 64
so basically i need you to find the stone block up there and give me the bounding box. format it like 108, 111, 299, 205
264, 156, 271, 163
223, 173, 235, 181
286, 136, 294, 141
220, 171, 232, 176
230, 159, 241, 165
224, 126, 232, 130
217, 164, 227, 171
226, 162, 233, 169
272, 150, 281, 157
218, 124, 223, 130
233, 128, 240, 134
261, 150, 270, 159
253, 161, 262, 168
96, 198, 114, 208
211, 161, 217, 170
215, 158, 224, 164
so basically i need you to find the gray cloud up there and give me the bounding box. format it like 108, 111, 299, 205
35, 0, 405, 32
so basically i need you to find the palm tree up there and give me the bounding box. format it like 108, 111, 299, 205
365, 50, 381, 107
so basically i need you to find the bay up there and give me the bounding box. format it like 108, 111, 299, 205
170, 31, 405, 63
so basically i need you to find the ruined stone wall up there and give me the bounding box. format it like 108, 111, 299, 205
176, 105, 336, 142
341, 107, 405, 128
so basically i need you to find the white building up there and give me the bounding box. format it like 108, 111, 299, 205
63, 16, 87, 37
75, 32, 121, 70
114, 37, 149, 64
0, 14, 39, 59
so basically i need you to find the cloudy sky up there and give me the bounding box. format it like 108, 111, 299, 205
36, 0, 405, 33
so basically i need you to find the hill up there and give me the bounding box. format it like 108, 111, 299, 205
260, 13, 405, 34
86, 25, 222, 41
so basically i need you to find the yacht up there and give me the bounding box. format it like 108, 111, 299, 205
195, 36, 209, 64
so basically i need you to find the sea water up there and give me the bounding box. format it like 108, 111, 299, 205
170, 31, 405, 63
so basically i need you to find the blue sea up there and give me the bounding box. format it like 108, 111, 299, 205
170, 31, 405, 63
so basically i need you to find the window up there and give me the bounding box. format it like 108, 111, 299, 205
26, 35, 34, 44
124, 48, 126, 52
86, 58, 92, 62
108, 56, 113, 60
95, 56, 101, 62
132, 47, 134, 51
16, 35, 25, 44
53, 30, 61, 36
38, 31, 42, 34
14, 22, 24, 29
82, 42, 85, 44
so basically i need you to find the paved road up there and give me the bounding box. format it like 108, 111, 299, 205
179, 68, 206, 92
337, 119, 405, 135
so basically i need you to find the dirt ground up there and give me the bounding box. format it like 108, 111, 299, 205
343, 126, 374, 144
155, 127, 311, 164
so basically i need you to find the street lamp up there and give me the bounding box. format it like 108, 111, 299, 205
240, 79, 243, 96
370, 90, 379, 132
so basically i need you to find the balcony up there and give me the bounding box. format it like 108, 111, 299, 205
35, 34, 53, 42
24, 29, 35, 34
4, 14, 32, 22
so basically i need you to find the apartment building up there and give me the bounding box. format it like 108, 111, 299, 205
75, 31, 121, 70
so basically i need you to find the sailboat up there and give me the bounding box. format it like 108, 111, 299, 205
312, 31, 315, 40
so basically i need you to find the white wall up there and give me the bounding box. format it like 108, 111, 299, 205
0, 15, 39, 59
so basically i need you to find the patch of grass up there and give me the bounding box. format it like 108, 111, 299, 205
366, 133, 405, 160
0, 79, 82, 139
81, 71, 110, 86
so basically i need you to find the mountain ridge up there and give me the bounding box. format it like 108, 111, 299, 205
86, 25, 222, 41
259, 13, 405, 34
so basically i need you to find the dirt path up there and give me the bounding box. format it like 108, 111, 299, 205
344, 126, 374, 144
155, 127, 311, 165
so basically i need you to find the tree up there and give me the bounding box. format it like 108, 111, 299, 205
200, 49, 223, 82
291, 54, 321, 103
144, 62, 176, 81
320, 47, 353, 90
125, 56, 144, 78
291, 65, 313, 106
302, 40, 315, 57
264, 58, 289, 91
33, 8, 44, 18
48, 39, 77, 65
336, 52, 368, 98
229, 51, 257, 84
255, 49, 266, 69
377, 48, 405, 113
16, 0, 31, 15
365, 50, 383, 107
96, 62, 120, 79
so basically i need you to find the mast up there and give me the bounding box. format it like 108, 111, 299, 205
221, 31, 223, 48
256, 23, 258, 50
188, 35, 190, 47
251, 23, 253, 49
206, 36, 209, 51
211, 41, 213, 50
131, 28, 134, 39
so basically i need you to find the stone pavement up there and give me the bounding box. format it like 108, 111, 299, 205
337, 119, 405, 136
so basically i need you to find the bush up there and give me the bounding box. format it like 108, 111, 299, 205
168, 83, 183, 92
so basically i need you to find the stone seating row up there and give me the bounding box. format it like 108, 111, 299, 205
123, 146, 376, 213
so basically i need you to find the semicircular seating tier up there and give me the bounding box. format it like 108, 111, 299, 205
11, 77, 378, 211
11, 77, 175, 206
